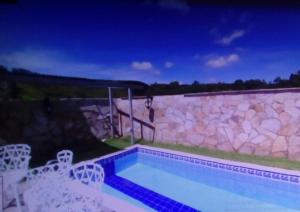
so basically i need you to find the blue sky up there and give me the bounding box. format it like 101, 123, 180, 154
1, 1, 300, 84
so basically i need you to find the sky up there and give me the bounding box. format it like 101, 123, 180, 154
1, 0, 300, 84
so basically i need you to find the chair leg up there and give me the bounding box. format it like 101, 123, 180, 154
13, 184, 22, 212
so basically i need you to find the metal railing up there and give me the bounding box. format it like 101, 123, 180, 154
117, 109, 155, 142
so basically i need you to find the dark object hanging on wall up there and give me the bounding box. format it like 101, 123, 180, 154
149, 107, 155, 123
145, 95, 153, 109
43, 96, 52, 114
145, 95, 154, 122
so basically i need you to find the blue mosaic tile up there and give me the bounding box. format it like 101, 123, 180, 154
99, 146, 300, 210
272, 173, 280, 179
256, 170, 262, 176
137, 147, 300, 184
105, 175, 199, 212
247, 168, 255, 175
218, 163, 225, 169
233, 166, 239, 172
263, 171, 271, 178
280, 174, 288, 181
240, 167, 247, 173
290, 176, 299, 183
226, 165, 232, 170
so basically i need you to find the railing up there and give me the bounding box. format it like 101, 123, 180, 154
117, 109, 155, 142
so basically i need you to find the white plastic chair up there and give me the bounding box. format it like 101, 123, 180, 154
26, 149, 73, 187
24, 161, 106, 212
0, 144, 31, 212
46, 150, 73, 176
26, 162, 60, 185
49, 162, 106, 212
46, 150, 73, 165
24, 150, 73, 212
0, 144, 31, 171
70, 162, 105, 189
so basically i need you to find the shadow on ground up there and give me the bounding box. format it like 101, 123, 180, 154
29, 140, 122, 168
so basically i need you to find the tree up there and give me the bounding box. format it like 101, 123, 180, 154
289, 71, 300, 86
273, 77, 282, 84
233, 79, 244, 90
11, 68, 39, 75
0, 65, 9, 74
192, 81, 200, 86
244, 79, 267, 89
0, 65, 10, 99
169, 81, 180, 86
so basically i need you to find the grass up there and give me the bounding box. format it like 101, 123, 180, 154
31, 137, 300, 171
105, 137, 300, 171
105, 137, 133, 149
66, 137, 133, 164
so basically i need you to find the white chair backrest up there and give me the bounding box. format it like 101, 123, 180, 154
27, 162, 61, 183
0, 144, 31, 172
70, 162, 105, 190
27, 149, 73, 183
57, 150, 73, 164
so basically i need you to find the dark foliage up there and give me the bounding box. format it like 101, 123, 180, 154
0, 65, 299, 99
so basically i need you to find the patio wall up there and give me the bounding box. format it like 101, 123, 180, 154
116, 88, 300, 161
0, 99, 115, 163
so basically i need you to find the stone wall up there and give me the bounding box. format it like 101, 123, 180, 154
116, 89, 300, 161
0, 99, 115, 164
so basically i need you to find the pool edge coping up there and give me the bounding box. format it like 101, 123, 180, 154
134, 144, 300, 178
85, 144, 300, 211
86, 144, 300, 177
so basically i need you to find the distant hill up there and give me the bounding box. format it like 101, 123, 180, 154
0, 64, 299, 99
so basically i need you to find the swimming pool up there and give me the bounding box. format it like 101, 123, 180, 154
96, 145, 300, 212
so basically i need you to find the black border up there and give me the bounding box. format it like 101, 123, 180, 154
0, 176, 3, 211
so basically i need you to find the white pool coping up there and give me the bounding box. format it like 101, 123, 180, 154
6, 187, 144, 212
97, 189, 145, 212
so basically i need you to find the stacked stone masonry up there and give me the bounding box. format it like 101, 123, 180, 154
116, 90, 300, 161
0, 99, 114, 160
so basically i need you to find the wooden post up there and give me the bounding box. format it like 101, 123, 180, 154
128, 88, 134, 145
108, 87, 114, 138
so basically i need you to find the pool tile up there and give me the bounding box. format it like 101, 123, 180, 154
247, 168, 254, 175
98, 147, 300, 212
263, 171, 271, 178
255, 170, 262, 176
290, 176, 299, 183
280, 174, 288, 181
105, 175, 199, 212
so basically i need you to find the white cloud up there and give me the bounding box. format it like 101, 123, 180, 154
0, 49, 161, 82
216, 30, 245, 45
0, 49, 110, 77
130, 61, 160, 75
131, 61, 153, 70
158, 0, 189, 12
206, 54, 240, 68
208, 78, 218, 83
164, 61, 174, 68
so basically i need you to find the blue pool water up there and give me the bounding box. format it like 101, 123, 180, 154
111, 150, 300, 212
